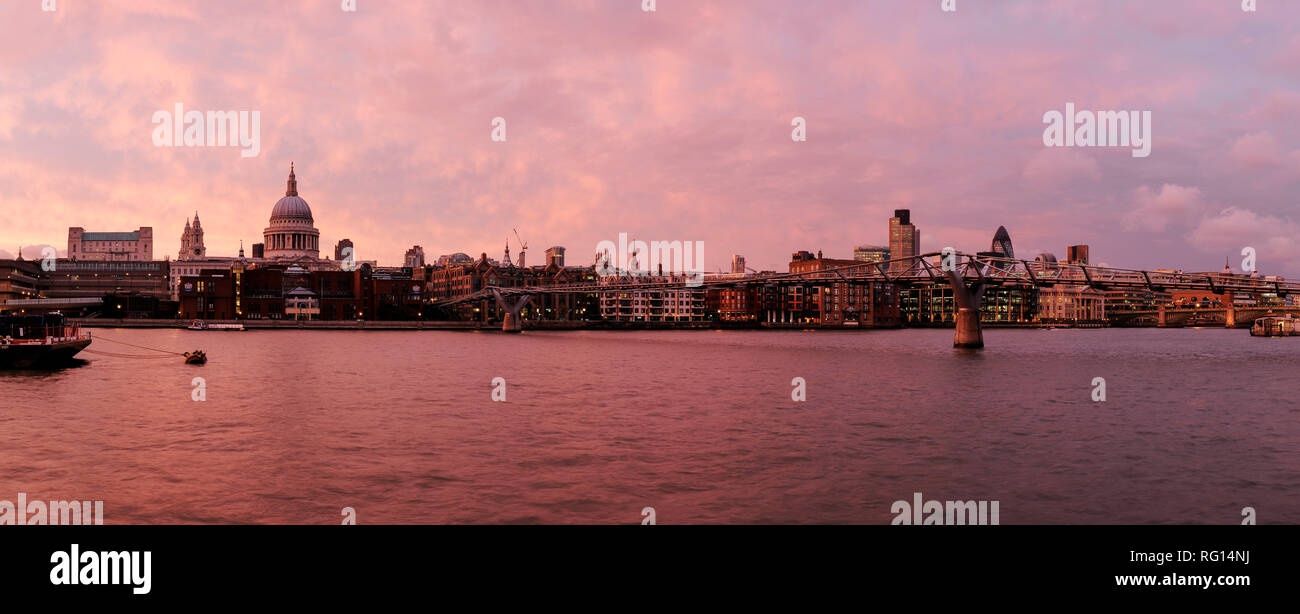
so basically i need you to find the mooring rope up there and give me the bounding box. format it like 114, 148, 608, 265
82, 349, 178, 359
89, 334, 187, 356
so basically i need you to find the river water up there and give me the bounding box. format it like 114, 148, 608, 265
1, 327, 1295, 524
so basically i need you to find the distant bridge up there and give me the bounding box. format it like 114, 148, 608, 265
433, 252, 1296, 346
1110, 306, 1300, 328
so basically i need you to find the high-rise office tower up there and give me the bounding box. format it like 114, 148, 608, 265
889, 209, 919, 273
1067, 245, 1089, 265
731, 254, 746, 274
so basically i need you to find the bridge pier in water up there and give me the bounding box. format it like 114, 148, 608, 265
492, 289, 533, 333
946, 270, 987, 349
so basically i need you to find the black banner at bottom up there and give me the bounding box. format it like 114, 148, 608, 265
0, 525, 1281, 604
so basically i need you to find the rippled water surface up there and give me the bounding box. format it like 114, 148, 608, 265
1, 327, 1296, 524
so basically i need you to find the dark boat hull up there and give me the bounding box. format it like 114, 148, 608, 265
0, 339, 92, 369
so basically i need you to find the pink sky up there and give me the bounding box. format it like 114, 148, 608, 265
1, 0, 1298, 275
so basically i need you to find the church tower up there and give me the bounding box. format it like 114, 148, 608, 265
180, 212, 206, 260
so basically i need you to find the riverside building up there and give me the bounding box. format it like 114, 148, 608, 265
756, 250, 901, 327
67, 227, 153, 262
598, 273, 706, 322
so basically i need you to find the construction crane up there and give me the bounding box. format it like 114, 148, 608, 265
512, 228, 529, 268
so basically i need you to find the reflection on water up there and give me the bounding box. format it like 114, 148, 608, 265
0, 358, 91, 378
0, 327, 1295, 524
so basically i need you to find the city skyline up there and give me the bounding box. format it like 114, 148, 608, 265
3, 1, 1298, 275
5, 194, 1280, 279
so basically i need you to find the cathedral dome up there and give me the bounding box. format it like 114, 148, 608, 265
262, 162, 321, 260
272, 195, 313, 221
271, 163, 313, 221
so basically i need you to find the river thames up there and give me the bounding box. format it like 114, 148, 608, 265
1, 327, 1295, 524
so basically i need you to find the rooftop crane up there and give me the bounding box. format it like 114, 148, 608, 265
512, 228, 529, 268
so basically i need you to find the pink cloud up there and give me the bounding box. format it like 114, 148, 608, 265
1188, 207, 1298, 272
1229, 131, 1286, 167
1021, 148, 1101, 187
0, 1, 1299, 276
1123, 184, 1205, 233
1249, 90, 1300, 121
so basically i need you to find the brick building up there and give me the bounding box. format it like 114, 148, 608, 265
67, 227, 153, 261
180, 264, 368, 321
750, 250, 902, 327
0, 259, 40, 305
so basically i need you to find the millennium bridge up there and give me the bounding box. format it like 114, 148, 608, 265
434, 251, 1300, 348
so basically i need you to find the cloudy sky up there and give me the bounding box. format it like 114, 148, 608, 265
1, 0, 1297, 275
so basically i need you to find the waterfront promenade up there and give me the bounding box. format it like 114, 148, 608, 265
68, 318, 723, 331
67, 318, 1114, 331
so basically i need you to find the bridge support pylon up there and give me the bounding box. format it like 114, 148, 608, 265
946, 270, 986, 349
492, 289, 533, 333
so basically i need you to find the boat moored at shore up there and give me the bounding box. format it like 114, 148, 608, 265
188, 320, 245, 331
0, 314, 92, 368
1251, 315, 1299, 337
